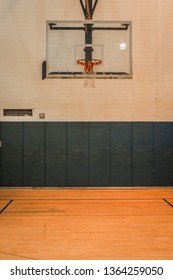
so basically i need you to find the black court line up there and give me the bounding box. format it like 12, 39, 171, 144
3, 199, 170, 216
163, 199, 173, 209
2, 198, 165, 201
0, 200, 13, 215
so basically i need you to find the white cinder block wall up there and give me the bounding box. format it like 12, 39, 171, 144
0, 0, 172, 121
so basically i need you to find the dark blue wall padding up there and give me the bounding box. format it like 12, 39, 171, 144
23, 122, 45, 186
154, 122, 173, 186
67, 122, 89, 186
89, 122, 110, 186
133, 122, 154, 186
45, 122, 66, 186
1, 122, 23, 186
0, 121, 173, 187
111, 122, 132, 186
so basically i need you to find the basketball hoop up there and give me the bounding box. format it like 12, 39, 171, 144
77, 59, 102, 88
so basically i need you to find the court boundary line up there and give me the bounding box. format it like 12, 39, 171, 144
1, 198, 170, 201
3, 197, 173, 201
163, 198, 173, 209
3, 198, 172, 216
0, 200, 13, 214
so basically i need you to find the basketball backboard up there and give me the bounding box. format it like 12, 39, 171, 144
43, 21, 132, 79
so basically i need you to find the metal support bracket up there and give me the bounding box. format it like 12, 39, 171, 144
79, 0, 99, 20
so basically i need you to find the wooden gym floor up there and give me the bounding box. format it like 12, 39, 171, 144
0, 188, 173, 260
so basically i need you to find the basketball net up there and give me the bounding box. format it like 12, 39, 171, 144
77, 59, 102, 88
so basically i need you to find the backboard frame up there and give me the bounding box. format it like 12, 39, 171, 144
43, 20, 132, 80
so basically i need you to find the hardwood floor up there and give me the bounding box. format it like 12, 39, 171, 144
0, 188, 173, 260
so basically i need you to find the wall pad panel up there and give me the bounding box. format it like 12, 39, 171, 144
67, 122, 89, 186
155, 123, 173, 186
111, 122, 132, 186
2, 122, 23, 186
89, 122, 110, 186
45, 122, 66, 186
23, 122, 45, 187
133, 122, 154, 186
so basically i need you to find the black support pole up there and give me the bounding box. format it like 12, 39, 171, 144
78, 0, 100, 62
79, 0, 86, 18
85, 0, 93, 20
84, 24, 93, 62
84, 0, 93, 62
92, 0, 98, 18
79, 0, 99, 20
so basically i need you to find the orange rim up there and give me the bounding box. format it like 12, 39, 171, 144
77, 59, 102, 73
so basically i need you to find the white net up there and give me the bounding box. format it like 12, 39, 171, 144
77, 59, 102, 88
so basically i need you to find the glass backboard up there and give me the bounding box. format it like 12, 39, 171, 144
45, 21, 132, 79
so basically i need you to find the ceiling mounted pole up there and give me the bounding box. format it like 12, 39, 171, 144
91, 0, 98, 18
78, 0, 99, 65
79, 0, 99, 20
79, 0, 86, 17
85, 0, 92, 20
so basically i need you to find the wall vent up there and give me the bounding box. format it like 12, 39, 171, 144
3, 109, 33, 117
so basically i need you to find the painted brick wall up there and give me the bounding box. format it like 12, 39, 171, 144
0, 0, 172, 121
